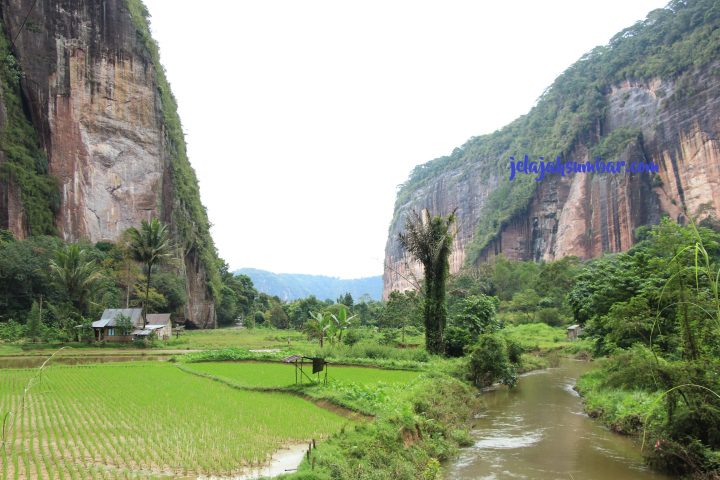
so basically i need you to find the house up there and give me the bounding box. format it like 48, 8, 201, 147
136, 313, 172, 340
92, 309, 172, 342
567, 324, 583, 341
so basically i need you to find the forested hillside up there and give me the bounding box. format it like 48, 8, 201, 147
236, 268, 383, 301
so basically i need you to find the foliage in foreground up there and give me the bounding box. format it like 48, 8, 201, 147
281, 374, 479, 480
575, 220, 720, 477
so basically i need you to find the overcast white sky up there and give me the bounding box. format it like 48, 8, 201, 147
143, 0, 668, 279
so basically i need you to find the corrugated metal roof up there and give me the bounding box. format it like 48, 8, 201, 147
146, 313, 171, 325
97, 309, 143, 327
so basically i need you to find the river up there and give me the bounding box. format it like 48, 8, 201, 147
447, 359, 670, 480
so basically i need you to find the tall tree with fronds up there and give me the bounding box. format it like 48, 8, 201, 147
398, 209, 456, 354
127, 218, 173, 328
50, 244, 104, 316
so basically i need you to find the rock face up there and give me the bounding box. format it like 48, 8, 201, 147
0, 0, 215, 327
384, 66, 720, 298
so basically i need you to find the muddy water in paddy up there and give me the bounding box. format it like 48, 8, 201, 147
447, 359, 671, 480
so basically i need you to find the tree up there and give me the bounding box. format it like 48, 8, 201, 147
455, 294, 499, 336
115, 313, 134, 336
446, 294, 499, 357
330, 304, 356, 342
0, 235, 60, 320
508, 289, 541, 322
337, 292, 354, 308
468, 333, 517, 388
50, 244, 104, 316
306, 311, 335, 347
286, 295, 325, 329
126, 219, 173, 328
398, 209, 455, 354
25, 300, 43, 342
267, 304, 289, 329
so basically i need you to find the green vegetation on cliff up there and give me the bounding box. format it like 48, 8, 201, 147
126, 0, 222, 301
393, 0, 720, 265
0, 24, 59, 235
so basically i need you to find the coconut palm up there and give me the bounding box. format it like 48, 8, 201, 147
50, 244, 104, 316
127, 218, 173, 328
398, 209, 456, 354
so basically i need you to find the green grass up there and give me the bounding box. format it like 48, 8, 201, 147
502, 323, 593, 355
0, 362, 350, 478
575, 366, 659, 435
0, 344, 22, 355
166, 327, 316, 350
187, 361, 421, 389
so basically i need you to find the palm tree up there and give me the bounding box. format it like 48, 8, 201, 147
331, 305, 356, 342
50, 244, 104, 316
398, 209, 456, 354
127, 218, 173, 328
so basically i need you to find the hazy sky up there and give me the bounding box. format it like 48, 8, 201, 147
143, 0, 668, 279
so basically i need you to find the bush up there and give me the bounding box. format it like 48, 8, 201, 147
536, 307, 564, 326
0, 320, 24, 341
342, 329, 362, 346
443, 326, 473, 357
506, 338, 524, 364
467, 333, 517, 388
378, 329, 399, 346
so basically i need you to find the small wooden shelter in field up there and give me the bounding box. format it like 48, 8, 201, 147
283, 355, 329, 385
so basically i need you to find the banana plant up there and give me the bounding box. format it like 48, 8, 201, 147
331, 305, 356, 343
307, 311, 335, 347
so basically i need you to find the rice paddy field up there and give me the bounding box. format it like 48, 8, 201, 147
0, 362, 354, 479
186, 362, 422, 388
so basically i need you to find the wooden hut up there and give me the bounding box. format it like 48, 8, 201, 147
566, 324, 583, 341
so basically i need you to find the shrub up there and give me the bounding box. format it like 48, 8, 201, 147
443, 326, 473, 357
536, 307, 563, 326
342, 329, 362, 346
467, 333, 517, 388
378, 329, 399, 346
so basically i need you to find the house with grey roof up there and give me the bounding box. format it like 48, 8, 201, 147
92, 309, 172, 342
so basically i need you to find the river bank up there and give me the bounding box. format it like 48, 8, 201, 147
447, 359, 670, 479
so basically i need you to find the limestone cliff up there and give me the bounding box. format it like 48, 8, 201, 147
0, 0, 217, 326
384, 0, 720, 298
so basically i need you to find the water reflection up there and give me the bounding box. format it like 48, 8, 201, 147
447, 360, 670, 480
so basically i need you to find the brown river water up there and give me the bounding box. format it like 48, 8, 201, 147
446, 359, 671, 480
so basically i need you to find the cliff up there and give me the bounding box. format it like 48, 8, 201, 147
0, 0, 218, 327
384, 0, 720, 298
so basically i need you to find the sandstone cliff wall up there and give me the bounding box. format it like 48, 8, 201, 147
384, 67, 720, 298
0, 0, 215, 326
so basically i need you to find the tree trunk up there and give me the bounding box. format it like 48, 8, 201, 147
143, 264, 152, 329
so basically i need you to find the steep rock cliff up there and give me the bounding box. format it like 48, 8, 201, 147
384, 0, 720, 298
0, 0, 218, 326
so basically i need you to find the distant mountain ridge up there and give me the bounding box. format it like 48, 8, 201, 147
235, 268, 383, 302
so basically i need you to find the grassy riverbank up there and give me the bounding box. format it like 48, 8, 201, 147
575, 349, 720, 478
